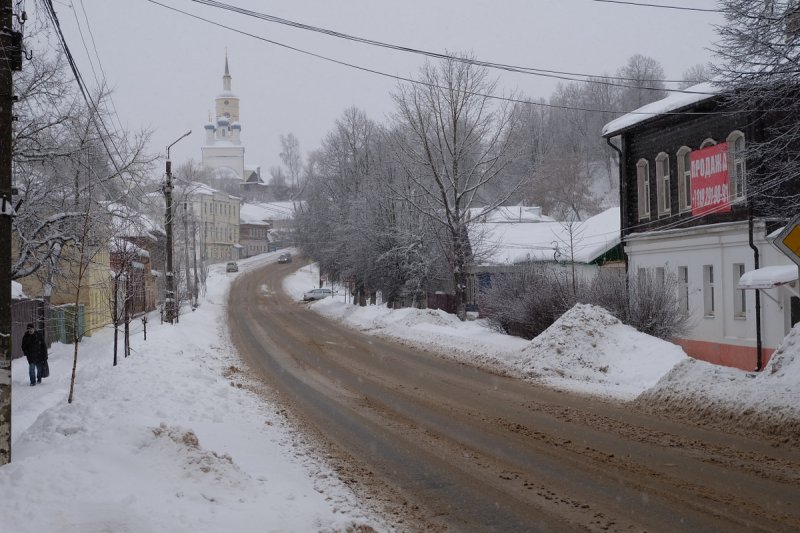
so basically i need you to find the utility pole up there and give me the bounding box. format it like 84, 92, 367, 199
183, 200, 191, 310
192, 216, 199, 307
0, 0, 24, 466
162, 131, 191, 324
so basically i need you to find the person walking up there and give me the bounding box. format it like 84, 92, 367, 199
21, 323, 48, 386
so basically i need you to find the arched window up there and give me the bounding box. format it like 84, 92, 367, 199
637, 159, 650, 220
727, 130, 746, 200
676, 146, 692, 212
700, 138, 716, 149
655, 152, 671, 216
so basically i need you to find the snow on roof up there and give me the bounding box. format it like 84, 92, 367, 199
185, 181, 239, 201
470, 207, 620, 266
468, 205, 554, 223
240, 202, 298, 222
109, 237, 150, 258
602, 82, 720, 137
12, 280, 26, 299
106, 202, 161, 237
737, 265, 798, 290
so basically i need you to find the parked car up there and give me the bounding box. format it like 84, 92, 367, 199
278, 252, 292, 263
226, 261, 239, 273
303, 288, 332, 301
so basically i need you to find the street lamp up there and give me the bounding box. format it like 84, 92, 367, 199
162, 130, 191, 324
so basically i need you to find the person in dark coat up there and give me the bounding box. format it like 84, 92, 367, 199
21, 323, 47, 386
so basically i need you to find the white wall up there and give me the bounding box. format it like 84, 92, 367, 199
625, 220, 793, 351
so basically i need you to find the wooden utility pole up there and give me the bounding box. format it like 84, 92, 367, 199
0, 0, 23, 465
162, 131, 190, 324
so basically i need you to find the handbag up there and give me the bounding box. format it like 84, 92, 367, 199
41, 360, 49, 378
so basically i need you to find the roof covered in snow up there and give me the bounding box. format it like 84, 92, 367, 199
240, 202, 298, 223
602, 82, 720, 137
106, 202, 161, 238
12, 280, 26, 299
470, 207, 621, 266
467, 205, 554, 223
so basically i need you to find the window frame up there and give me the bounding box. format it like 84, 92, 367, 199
678, 266, 689, 316
733, 263, 747, 318
676, 146, 692, 212
703, 265, 715, 317
637, 159, 651, 221
655, 152, 671, 216
727, 130, 746, 202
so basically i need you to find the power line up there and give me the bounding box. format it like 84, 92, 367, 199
41, 0, 129, 183
589, 0, 721, 12
149, 0, 747, 119
76, 0, 127, 135
188, 0, 711, 92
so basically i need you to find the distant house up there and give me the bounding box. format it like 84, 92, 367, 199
239, 203, 272, 258
240, 201, 297, 251
466, 207, 622, 308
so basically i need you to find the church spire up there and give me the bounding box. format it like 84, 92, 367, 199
223, 49, 231, 92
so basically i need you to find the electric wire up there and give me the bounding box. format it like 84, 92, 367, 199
76, 0, 127, 135
40, 0, 136, 195
149, 0, 749, 119
188, 0, 713, 93
589, 0, 721, 12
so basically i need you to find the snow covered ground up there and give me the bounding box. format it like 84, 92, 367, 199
2, 253, 387, 533
3, 252, 799, 531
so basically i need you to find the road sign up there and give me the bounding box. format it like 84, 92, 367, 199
773, 213, 800, 268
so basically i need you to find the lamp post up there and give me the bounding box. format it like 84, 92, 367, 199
162, 130, 191, 324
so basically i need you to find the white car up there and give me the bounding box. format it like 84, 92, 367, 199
303, 288, 332, 301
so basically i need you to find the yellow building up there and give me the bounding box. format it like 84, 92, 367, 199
17, 241, 113, 338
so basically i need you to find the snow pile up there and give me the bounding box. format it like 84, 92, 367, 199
286, 268, 688, 401
636, 322, 800, 444
313, 296, 527, 364
517, 304, 688, 400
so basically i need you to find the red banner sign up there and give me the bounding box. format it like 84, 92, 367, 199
691, 142, 730, 216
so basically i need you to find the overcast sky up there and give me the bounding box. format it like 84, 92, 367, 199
55, 0, 724, 177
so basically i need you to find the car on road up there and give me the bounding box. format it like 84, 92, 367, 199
226, 261, 239, 273
303, 288, 332, 301
278, 252, 292, 263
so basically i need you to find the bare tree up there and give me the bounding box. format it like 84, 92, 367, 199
279, 132, 303, 199
680, 63, 713, 89
713, 0, 800, 219
525, 156, 601, 221
616, 54, 668, 112
390, 54, 522, 319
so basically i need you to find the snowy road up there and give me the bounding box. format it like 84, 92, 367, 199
229, 261, 800, 531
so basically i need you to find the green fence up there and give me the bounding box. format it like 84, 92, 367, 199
47, 303, 85, 345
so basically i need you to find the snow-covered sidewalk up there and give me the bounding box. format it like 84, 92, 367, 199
2, 252, 386, 533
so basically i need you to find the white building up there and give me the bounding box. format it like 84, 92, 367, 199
185, 182, 241, 262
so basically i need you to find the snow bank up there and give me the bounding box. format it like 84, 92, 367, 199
517, 304, 688, 400
636, 321, 800, 444
287, 267, 688, 401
